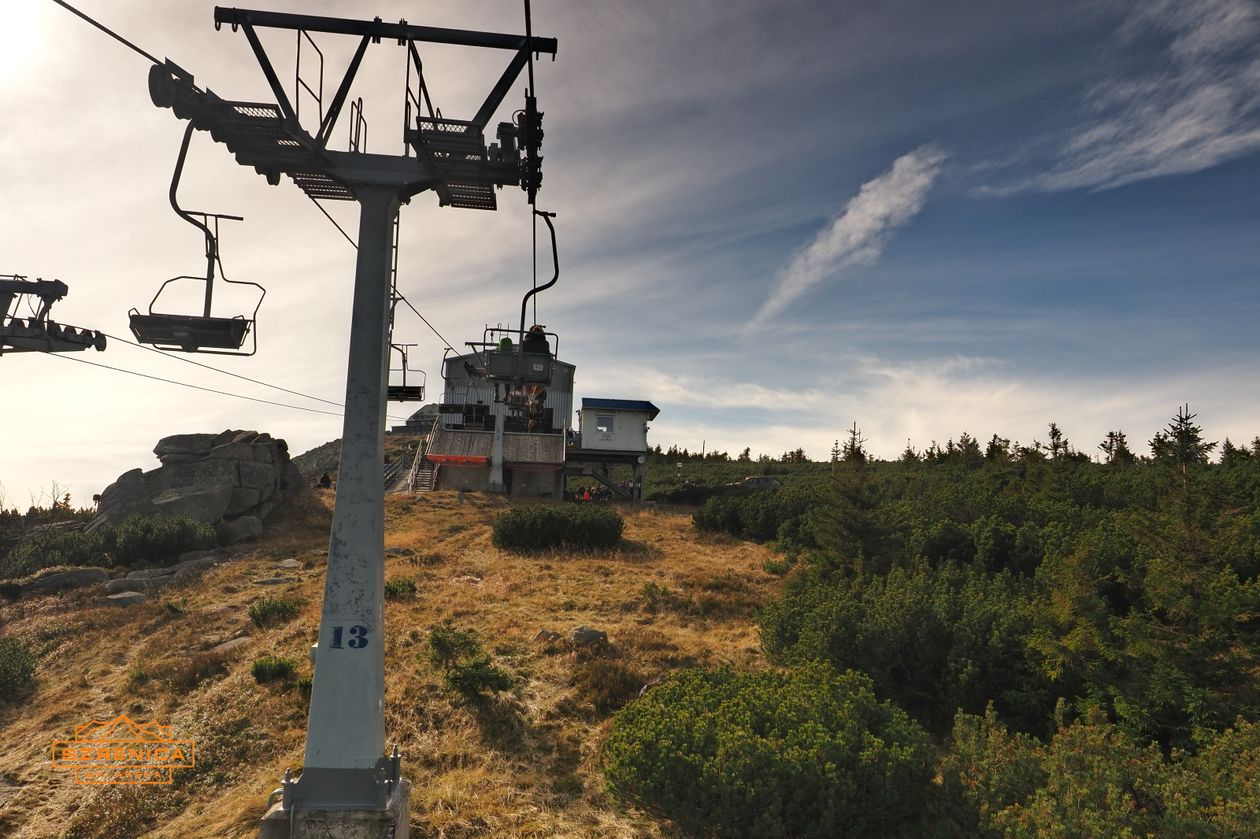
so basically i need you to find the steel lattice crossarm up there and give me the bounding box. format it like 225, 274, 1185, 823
146, 7, 558, 208
0, 275, 106, 355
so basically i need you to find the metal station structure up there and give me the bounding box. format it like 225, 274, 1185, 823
0, 275, 106, 355
140, 6, 556, 836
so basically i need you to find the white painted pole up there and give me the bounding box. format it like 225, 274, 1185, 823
300, 186, 398, 798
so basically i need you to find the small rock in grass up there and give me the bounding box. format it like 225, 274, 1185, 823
569, 626, 608, 646
100, 591, 147, 607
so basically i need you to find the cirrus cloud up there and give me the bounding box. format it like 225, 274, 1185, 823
750, 145, 947, 327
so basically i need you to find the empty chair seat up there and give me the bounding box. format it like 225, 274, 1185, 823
129, 313, 251, 352
387, 385, 426, 402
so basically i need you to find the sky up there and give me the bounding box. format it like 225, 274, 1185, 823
2, 0, 1259, 506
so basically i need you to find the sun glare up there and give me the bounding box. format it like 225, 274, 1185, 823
0, 2, 46, 88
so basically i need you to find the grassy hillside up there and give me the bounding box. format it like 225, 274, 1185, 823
0, 492, 778, 838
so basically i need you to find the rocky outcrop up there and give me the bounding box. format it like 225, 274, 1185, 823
100, 550, 226, 594
92, 430, 304, 543
19, 567, 109, 596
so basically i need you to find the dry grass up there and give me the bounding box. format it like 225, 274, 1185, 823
0, 492, 782, 838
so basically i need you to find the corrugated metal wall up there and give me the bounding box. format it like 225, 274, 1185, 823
545, 362, 574, 432
442, 351, 575, 432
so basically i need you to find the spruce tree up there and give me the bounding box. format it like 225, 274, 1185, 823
985, 434, 1011, 462
1151, 404, 1216, 472
1099, 430, 1136, 465
841, 422, 867, 465
1219, 438, 1251, 467
1048, 423, 1067, 459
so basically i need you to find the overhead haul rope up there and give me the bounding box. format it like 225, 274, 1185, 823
50, 0, 162, 66
44, 352, 347, 417
52, 0, 459, 403
52, 1, 357, 255
105, 331, 346, 410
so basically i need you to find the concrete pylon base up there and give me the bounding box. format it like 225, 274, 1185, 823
258, 779, 410, 839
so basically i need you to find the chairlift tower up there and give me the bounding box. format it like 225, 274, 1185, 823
147, 7, 556, 837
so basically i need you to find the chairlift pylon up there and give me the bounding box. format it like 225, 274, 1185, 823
128, 122, 265, 355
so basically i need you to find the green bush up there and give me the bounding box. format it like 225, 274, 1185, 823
427, 623, 514, 698
249, 596, 302, 628
692, 487, 816, 543
0, 636, 37, 701
0, 513, 216, 579
760, 561, 1047, 734
0, 526, 108, 578
384, 577, 417, 599
603, 664, 934, 838
113, 514, 216, 566
491, 505, 624, 551
943, 704, 1260, 837
1029, 510, 1260, 748
251, 655, 297, 684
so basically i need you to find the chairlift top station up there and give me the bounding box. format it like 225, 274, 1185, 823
117, 4, 560, 835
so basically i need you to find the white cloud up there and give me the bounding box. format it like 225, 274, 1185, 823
1012, 0, 1260, 192
749, 145, 947, 327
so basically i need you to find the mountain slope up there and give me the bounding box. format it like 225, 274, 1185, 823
0, 492, 779, 838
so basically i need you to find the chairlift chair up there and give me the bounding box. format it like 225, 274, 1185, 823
129, 122, 265, 355
387, 343, 427, 401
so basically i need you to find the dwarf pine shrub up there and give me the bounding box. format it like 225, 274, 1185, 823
251, 655, 297, 684
427, 623, 514, 698
384, 577, 417, 599
0, 636, 37, 701
249, 596, 302, 627
0, 513, 215, 579
113, 514, 216, 566
603, 664, 934, 838
491, 505, 623, 551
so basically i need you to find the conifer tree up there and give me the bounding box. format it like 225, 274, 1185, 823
1150, 404, 1216, 475
841, 422, 868, 464
956, 432, 983, 466
985, 434, 1011, 462
1048, 423, 1068, 459
1099, 430, 1136, 465
1219, 438, 1251, 467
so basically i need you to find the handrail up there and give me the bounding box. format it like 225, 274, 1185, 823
405, 438, 426, 490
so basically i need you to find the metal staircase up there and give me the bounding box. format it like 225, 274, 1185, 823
411, 462, 438, 492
